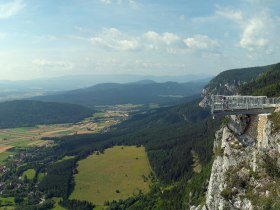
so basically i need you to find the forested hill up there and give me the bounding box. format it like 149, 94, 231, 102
204, 64, 271, 95
239, 63, 280, 97
31, 80, 207, 107
47, 99, 221, 209
0, 100, 94, 128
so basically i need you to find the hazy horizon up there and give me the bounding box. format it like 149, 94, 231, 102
0, 72, 213, 82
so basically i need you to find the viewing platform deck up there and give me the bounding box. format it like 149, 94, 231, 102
211, 95, 280, 116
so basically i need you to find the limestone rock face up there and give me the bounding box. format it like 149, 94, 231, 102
202, 114, 280, 210
199, 81, 241, 108
227, 115, 250, 136
205, 126, 255, 210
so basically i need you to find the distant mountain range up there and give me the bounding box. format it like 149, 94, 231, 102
31, 80, 207, 107
0, 74, 212, 103
0, 73, 213, 92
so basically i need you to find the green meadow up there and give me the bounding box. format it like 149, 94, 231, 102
51, 198, 66, 210
70, 146, 152, 205
0, 197, 15, 209
0, 151, 13, 165
21, 169, 36, 180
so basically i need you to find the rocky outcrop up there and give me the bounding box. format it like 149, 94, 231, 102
202, 113, 280, 210
204, 125, 254, 210
199, 81, 242, 108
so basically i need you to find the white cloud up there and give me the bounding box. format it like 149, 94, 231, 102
0, 0, 24, 20
184, 35, 219, 50
90, 28, 141, 51
162, 33, 181, 45
143, 31, 180, 46
90, 28, 220, 54
240, 17, 269, 50
143, 31, 160, 42
91, 29, 182, 52
216, 6, 279, 52
32, 59, 74, 70
143, 31, 183, 53
216, 7, 243, 23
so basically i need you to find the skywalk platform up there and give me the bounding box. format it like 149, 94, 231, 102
211, 95, 280, 116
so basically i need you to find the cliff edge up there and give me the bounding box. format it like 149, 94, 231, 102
198, 112, 280, 209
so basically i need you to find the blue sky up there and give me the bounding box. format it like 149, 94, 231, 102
0, 0, 279, 80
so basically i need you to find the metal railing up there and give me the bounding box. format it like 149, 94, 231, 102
211, 95, 280, 114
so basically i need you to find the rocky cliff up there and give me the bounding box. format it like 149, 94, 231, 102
195, 112, 280, 209
199, 65, 271, 108
199, 83, 240, 108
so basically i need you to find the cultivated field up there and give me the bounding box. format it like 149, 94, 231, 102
0, 108, 128, 164
0, 120, 102, 148
70, 146, 152, 205
0, 145, 12, 153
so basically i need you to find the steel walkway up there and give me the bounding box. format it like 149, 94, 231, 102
211, 95, 280, 116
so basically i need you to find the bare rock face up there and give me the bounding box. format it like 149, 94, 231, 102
202, 113, 280, 210
198, 96, 209, 108
199, 88, 214, 108
227, 115, 250, 136
204, 126, 254, 210
199, 81, 241, 108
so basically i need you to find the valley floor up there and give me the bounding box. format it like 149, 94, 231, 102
70, 146, 152, 206
0, 104, 154, 210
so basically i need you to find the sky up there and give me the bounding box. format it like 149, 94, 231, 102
0, 0, 280, 80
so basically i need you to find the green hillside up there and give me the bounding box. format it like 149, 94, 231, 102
239, 63, 280, 97
44, 99, 220, 209
205, 64, 270, 95
0, 100, 94, 128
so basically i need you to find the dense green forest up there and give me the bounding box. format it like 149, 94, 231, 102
239, 63, 280, 97
0, 98, 218, 209
0, 100, 94, 128
32, 81, 207, 107
40, 99, 221, 209
39, 158, 76, 197
205, 64, 270, 94
39, 64, 275, 208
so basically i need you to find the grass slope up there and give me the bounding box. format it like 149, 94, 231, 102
0, 197, 15, 209
21, 169, 36, 180
52, 198, 66, 210
70, 146, 152, 205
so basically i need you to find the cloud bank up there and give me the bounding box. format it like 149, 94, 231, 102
90, 28, 219, 54
0, 0, 24, 20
